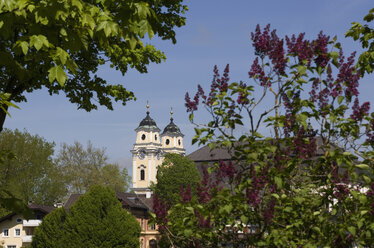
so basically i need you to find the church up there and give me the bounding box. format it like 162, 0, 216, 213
130, 102, 185, 195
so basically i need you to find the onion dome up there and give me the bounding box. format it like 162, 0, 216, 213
136, 102, 160, 132
162, 108, 184, 137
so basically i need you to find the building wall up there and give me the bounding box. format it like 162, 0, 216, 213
132, 133, 185, 194
0, 214, 26, 248
137, 217, 159, 248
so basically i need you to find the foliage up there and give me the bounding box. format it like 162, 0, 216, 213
32, 185, 140, 248
56, 141, 131, 195
0, 0, 188, 131
0, 96, 31, 217
151, 153, 201, 247
31, 207, 67, 248
154, 24, 374, 247
152, 153, 201, 205
346, 8, 374, 76
0, 129, 65, 206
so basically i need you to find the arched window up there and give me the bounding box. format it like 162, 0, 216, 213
140, 169, 145, 180
166, 139, 170, 145
178, 139, 181, 146
141, 134, 146, 140
149, 239, 157, 248
155, 134, 157, 140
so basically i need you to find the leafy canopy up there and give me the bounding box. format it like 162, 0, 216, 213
0, 0, 187, 130
32, 185, 140, 248
56, 141, 132, 195
0, 129, 65, 206
346, 7, 374, 75
152, 153, 201, 205
155, 24, 374, 247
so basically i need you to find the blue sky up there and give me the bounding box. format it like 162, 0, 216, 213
4, 0, 374, 172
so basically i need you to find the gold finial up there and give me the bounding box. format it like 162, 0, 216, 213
170, 107, 173, 117
146, 101, 149, 113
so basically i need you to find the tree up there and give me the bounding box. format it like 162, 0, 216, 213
154, 25, 374, 247
0, 129, 66, 206
30, 207, 67, 248
0, 0, 188, 131
32, 185, 140, 248
56, 141, 131, 194
101, 163, 131, 192
153, 153, 201, 205
346, 7, 374, 76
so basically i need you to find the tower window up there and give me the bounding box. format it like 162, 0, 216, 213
178, 139, 181, 146
141, 134, 146, 140
166, 139, 170, 145
140, 169, 145, 180
155, 135, 157, 141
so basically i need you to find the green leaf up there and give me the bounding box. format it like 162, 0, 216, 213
128, 36, 137, 50
48, 66, 67, 86
337, 95, 344, 104
297, 65, 307, 75
30, 35, 49, 51
271, 193, 279, 199
221, 204, 233, 214
294, 197, 303, 204
189, 113, 194, 122
355, 164, 370, 170
362, 175, 371, 184
71, 0, 83, 11
211, 101, 219, 106
347, 226, 356, 236
19, 41, 29, 55
240, 215, 248, 224
55, 47, 69, 65
274, 176, 282, 189
184, 229, 193, 237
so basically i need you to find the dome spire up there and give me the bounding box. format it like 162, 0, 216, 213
136, 100, 160, 131
161, 107, 183, 137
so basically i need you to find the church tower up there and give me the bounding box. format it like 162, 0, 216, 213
160, 108, 185, 155
131, 103, 163, 195
131, 105, 186, 195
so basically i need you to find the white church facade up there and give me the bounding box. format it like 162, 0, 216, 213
131, 103, 185, 195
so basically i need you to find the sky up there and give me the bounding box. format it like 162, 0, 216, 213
4, 0, 374, 173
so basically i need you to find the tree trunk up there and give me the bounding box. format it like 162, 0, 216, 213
0, 104, 9, 133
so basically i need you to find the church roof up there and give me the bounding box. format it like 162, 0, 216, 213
161, 117, 184, 137
136, 111, 160, 132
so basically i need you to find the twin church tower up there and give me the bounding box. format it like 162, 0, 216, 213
131, 103, 185, 195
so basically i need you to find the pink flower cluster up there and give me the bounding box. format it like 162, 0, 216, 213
250, 24, 286, 76
282, 92, 299, 137
286, 33, 314, 64
366, 183, 374, 214
180, 185, 192, 203
194, 209, 211, 228
285, 31, 330, 67
216, 160, 235, 180
331, 165, 350, 199
246, 164, 269, 207
263, 199, 276, 224
248, 57, 269, 86
185, 65, 230, 112
292, 128, 317, 159
153, 194, 169, 230
337, 52, 360, 98
197, 167, 214, 204
350, 98, 370, 122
